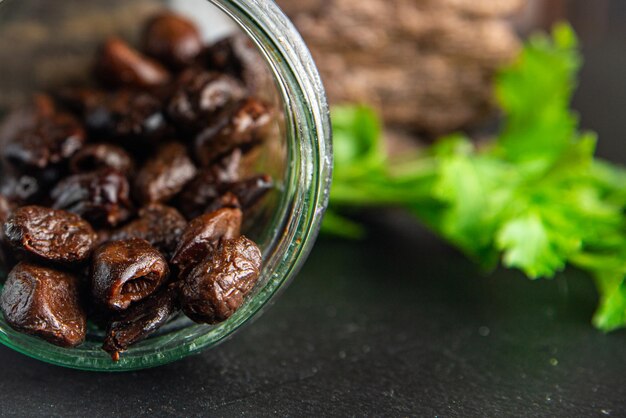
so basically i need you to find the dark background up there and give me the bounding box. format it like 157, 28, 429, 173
1, 1, 625, 416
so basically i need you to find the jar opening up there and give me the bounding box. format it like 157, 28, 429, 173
0, 0, 331, 371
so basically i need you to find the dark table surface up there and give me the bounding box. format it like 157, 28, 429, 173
1, 2, 626, 417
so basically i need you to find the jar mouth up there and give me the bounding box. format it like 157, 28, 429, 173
0, 0, 332, 371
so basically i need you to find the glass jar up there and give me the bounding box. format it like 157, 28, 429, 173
0, 0, 331, 371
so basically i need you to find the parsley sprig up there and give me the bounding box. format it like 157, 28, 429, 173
325, 24, 626, 331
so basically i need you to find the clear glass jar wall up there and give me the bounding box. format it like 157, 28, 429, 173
0, 0, 331, 371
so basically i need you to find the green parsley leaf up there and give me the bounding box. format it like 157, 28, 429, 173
591, 271, 626, 332
324, 24, 626, 331
497, 213, 572, 278
495, 23, 581, 164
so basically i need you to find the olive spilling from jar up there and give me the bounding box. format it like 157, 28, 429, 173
0, 11, 273, 360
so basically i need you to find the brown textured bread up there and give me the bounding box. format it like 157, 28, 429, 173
277, 0, 525, 138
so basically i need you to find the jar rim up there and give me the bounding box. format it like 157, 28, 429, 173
0, 0, 332, 371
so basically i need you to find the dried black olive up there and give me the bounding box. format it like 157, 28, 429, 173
3, 206, 97, 264
102, 284, 179, 361
0, 262, 87, 347
2, 112, 85, 172
193, 98, 272, 166
180, 236, 262, 324
91, 239, 169, 311
171, 207, 242, 274
70, 143, 134, 175
178, 172, 272, 220
94, 90, 170, 145
177, 149, 242, 219
94, 37, 171, 89
134, 142, 197, 204
204, 34, 271, 94
142, 12, 203, 69
167, 69, 246, 132
50, 169, 133, 227
110, 204, 187, 259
